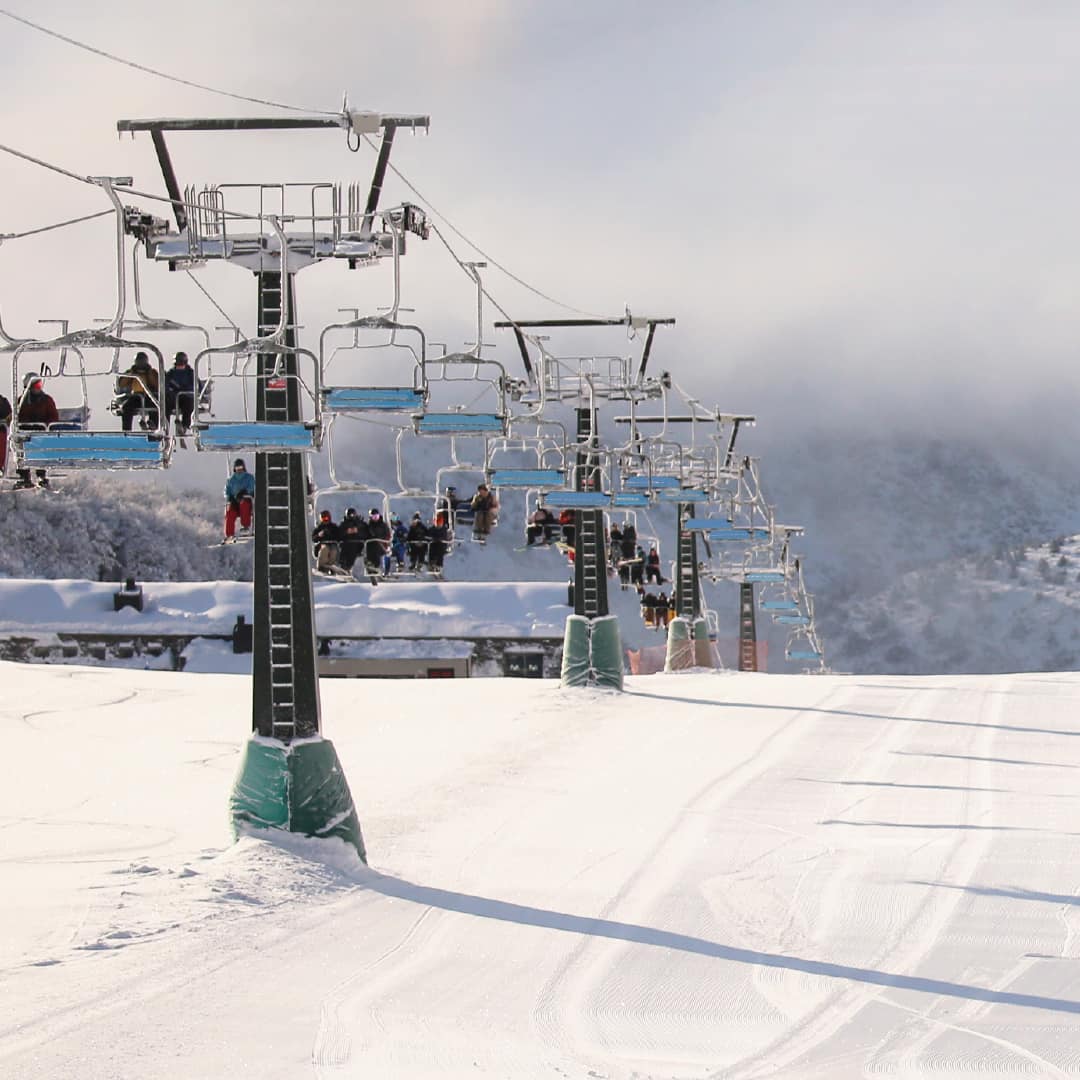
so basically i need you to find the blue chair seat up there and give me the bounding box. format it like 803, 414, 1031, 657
20, 431, 165, 468
788, 649, 822, 661
414, 413, 506, 436
623, 474, 681, 490
775, 615, 811, 626
657, 488, 708, 501
761, 600, 800, 611
612, 493, 650, 508
542, 490, 612, 509
682, 517, 726, 532
488, 468, 565, 488
744, 570, 786, 583
196, 422, 316, 451
706, 528, 767, 542
323, 387, 424, 411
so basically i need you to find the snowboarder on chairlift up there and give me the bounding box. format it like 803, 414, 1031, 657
390, 514, 408, 570
224, 458, 255, 539
526, 505, 556, 546
311, 509, 340, 573
406, 512, 429, 569
609, 523, 623, 567
338, 508, 368, 572
364, 508, 391, 573
164, 351, 196, 434
15, 377, 58, 489
118, 351, 160, 433
558, 506, 575, 547
426, 516, 450, 574
470, 484, 497, 541
646, 546, 663, 585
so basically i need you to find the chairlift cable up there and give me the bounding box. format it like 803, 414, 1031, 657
0, 8, 337, 115
0, 208, 112, 242
0, 140, 93, 185
0, 141, 267, 227
184, 270, 244, 337
363, 135, 606, 319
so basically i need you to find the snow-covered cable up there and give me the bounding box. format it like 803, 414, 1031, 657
429, 224, 526, 333
362, 134, 605, 319
0, 140, 281, 230
0, 8, 337, 115
0, 208, 112, 241
184, 270, 243, 336
0, 140, 91, 185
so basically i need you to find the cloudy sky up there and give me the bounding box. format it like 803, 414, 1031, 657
4, 1, 1080, 440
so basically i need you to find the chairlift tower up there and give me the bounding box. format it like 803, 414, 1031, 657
495, 315, 674, 688
118, 109, 430, 858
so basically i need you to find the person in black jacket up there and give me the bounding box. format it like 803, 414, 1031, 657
311, 510, 340, 573
609, 524, 623, 569
526, 505, 556, 546
406, 512, 429, 570
645, 546, 664, 585
338, 508, 368, 572
427, 518, 450, 574
559, 507, 575, 547
365, 508, 391, 573
164, 351, 196, 433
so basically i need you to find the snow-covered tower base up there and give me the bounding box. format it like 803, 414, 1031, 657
665, 616, 716, 672
230, 737, 365, 856
561, 614, 624, 690
227, 270, 365, 857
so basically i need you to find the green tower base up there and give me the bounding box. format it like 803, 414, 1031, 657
693, 617, 715, 668
560, 614, 624, 690
665, 617, 695, 671
229, 735, 366, 860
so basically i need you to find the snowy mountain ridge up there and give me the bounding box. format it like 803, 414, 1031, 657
830, 532, 1080, 674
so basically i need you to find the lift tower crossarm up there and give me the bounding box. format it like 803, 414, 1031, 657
115, 114, 430, 133
116, 113, 430, 234
493, 315, 675, 384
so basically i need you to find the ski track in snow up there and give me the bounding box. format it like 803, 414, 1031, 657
4, 665, 1080, 1077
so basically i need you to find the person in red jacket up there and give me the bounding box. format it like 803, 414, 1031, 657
15, 378, 58, 488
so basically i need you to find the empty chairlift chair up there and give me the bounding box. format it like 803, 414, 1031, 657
412, 353, 510, 438
319, 316, 428, 416
191, 340, 323, 453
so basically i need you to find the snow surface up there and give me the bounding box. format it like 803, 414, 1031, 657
4, 662, 1080, 1077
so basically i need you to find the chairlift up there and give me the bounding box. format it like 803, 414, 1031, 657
190, 338, 323, 452
485, 420, 569, 489
10, 334, 171, 471
411, 349, 509, 438
319, 313, 427, 414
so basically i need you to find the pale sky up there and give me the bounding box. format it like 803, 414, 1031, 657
4, 1, 1080, 440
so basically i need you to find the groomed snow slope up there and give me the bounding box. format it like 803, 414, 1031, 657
4, 664, 1080, 1078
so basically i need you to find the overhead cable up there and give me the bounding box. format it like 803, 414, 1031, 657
362, 134, 606, 319
184, 270, 243, 336
0, 7, 337, 115
0, 208, 112, 241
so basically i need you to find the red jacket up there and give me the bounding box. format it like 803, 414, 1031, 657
18, 390, 59, 427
